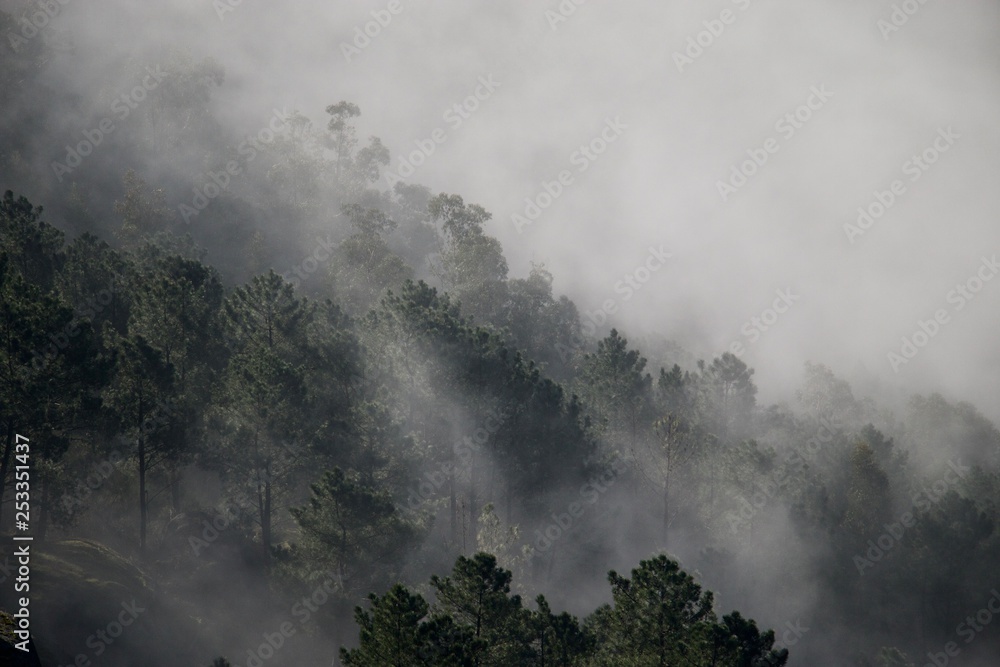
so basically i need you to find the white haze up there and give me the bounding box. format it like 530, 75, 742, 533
196, 0, 1000, 420
7, 2, 1000, 665
19, 0, 1000, 420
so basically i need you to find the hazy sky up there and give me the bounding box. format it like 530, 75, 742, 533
41, 0, 1000, 418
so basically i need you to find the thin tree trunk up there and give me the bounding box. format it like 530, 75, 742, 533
138, 392, 148, 553
506, 477, 513, 526
256, 477, 266, 557
37, 478, 49, 542
138, 439, 147, 553
169, 462, 182, 514
505, 422, 514, 525
340, 521, 347, 589
262, 476, 272, 564
468, 456, 478, 553
138, 438, 147, 553
450, 457, 457, 546
663, 478, 670, 549
0, 418, 14, 532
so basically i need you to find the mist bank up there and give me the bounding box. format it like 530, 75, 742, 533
2, 1, 1000, 665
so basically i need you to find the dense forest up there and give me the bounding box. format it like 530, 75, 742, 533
2, 3, 1000, 666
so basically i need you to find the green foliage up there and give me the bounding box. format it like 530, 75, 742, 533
341, 583, 481, 666
102, 329, 175, 550
3, 59, 1000, 662
57, 232, 133, 334
113, 170, 177, 250
344, 584, 430, 666
875, 646, 914, 667
290, 467, 421, 596
339, 552, 786, 667
797, 362, 864, 425
332, 204, 412, 314
525, 595, 591, 666
431, 193, 509, 326
587, 554, 716, 665
504, 264, 582, 380
325, 101, 389, 194
431, 552, 526, 665
578, 329, 653, 449
716, 612, 788, 667
841, 441, 891, 537
696, 352, 757, 442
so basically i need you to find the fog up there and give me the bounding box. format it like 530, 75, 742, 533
10, 0, 1000, 416
40, 0, 996, 418
3, 0, 1000, 665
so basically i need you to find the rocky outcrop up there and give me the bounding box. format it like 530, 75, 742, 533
0, 611, 42, 667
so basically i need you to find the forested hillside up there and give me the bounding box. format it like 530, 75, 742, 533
2, 3, 1000, 666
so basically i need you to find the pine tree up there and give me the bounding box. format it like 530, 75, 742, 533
341, 583, 481, 667
102, 330, 174, 553
524, 595, 590, 666
577, 329, 653, 453
431, 193, 509, 327
331, 204, 412, 314
587, 555, 716, 666
290, 468, 421, 599
215, 271, 311, 562
430, 552, 528, 666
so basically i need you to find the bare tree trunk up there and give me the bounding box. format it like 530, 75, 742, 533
261, 477, 272, 564
139, 434, 147, 553
663, 479, 670, 550
257, 474, 266, 555
138, 393, 148, 554
37, 478, 49, 542
169, 461, 182, 514
468, 457, 478, 553
0, 418, 14, 532
264, 479, 272, 546
450, 455, 457, 545
506, 477, 513, 526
